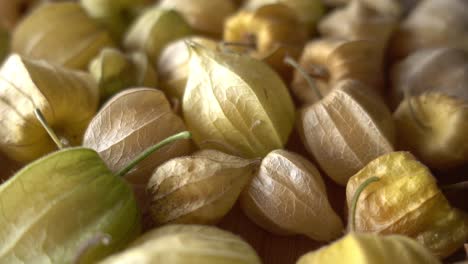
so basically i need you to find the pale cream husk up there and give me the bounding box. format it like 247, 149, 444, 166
241, 149, 343, 241
83, 88, 192, 185
147, 149, 259, 225
183, 44, 295, 158
99, 224, 262, 264
0, 54, 99, 163
298, 79, 395, 185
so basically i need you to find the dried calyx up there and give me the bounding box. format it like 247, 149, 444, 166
11, 2, 115, 70
298, 79, 395, 185
0, 54, 99, 163
241, 149, 343, 241
290, 38, 385, 105
392, 48, 468, 169
99, 225, 262, 264
346, 151, 468, 258
147, 149, 260, 225
89, 48, 158, 101
391, 0, 468, 60
158, 36, 218, 101
158, 0, 236, 38
224, 3, 308, 78
183, 43, 295, 158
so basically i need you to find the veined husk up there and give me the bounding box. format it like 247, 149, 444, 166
89, 48, 158, 101
158, 0, 236, 37
390, 47, 468, 109
346, 151, 468, 258
83, 88, 192, 185
298, 79, 395, 185
147, 149, 259, 225
99, 224, 261, 264
243, 0, 325, 34
223, 3, 308, 77
319, 0, 397, 48
124, 7, 193, 62
0, 54, 99, 163
183, 43, 296, 158
241, 149, 343, 241
391, 0, 468, 60
394, 93, 468, 169
296, 233, 441, 264
11, 2, 114, 70
292, 38, 385, 105
158, 36, 218, 101
0, 147, 140, 263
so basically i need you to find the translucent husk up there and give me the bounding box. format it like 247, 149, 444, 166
296, 233, 441, 264
89, 48, 158, 101
243, 0, 325, 34
158, 36, 218, 100
99, 225, 262, 264
0, 54, 99, 163
223, 3, 308, 77
0, 147, 140, 263
241, 149, 343, 241
298, 79, 395, 185
183, 43, 295, 158
124, 7, 193, 62
83, 88, 192, 185
318, 0, 397, 48
394, 93, 468, 169
147, 150, 259, 225
158, 0, 236, 37
391, 0, 468, 60
390, 47, 468, 109
346, 151, 468, 258
11, 2, 115, 70
291, 38, 385, 105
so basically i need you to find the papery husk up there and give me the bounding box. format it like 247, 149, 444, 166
291, 38, 385, 105
124, 7, 192, 62
83, 88, 192, 185
322, 0, 410, 17
241, 149, 343, 241
296, 233, 441, 264
390, 47, 468, 109
298, 79, 395, 185
158, 36, 218, 101
243, 0, 325, 34
391, 0, 468, 60
0, 147, 140, 263
11, 2, 114, 70
346, 151, 468, 258
89, 48, 158, 101
0, 54, 99, 163
99, 224, 262, 264
394, 93, 468, 169
183, 43, 295, 158
319, 0, 397, 48
159, 0, 236, 37
224, 3, 308, 78
147, 149, 259, 225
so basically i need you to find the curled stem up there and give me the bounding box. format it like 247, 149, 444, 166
116, 131, 192, 177
34, 109, 64, 150
441, 181, 468, 192
73, 233, 112, 264
284, 56, 323, 100
348, 176, 380, 232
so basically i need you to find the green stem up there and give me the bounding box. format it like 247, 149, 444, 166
441, 181, 468, 192
34, 109, 64, 150
116, 131, 191, 177
284, 56, 323, 100
349, 176, 380, 232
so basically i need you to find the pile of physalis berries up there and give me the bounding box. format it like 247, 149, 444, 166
0, 0, 468, 263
